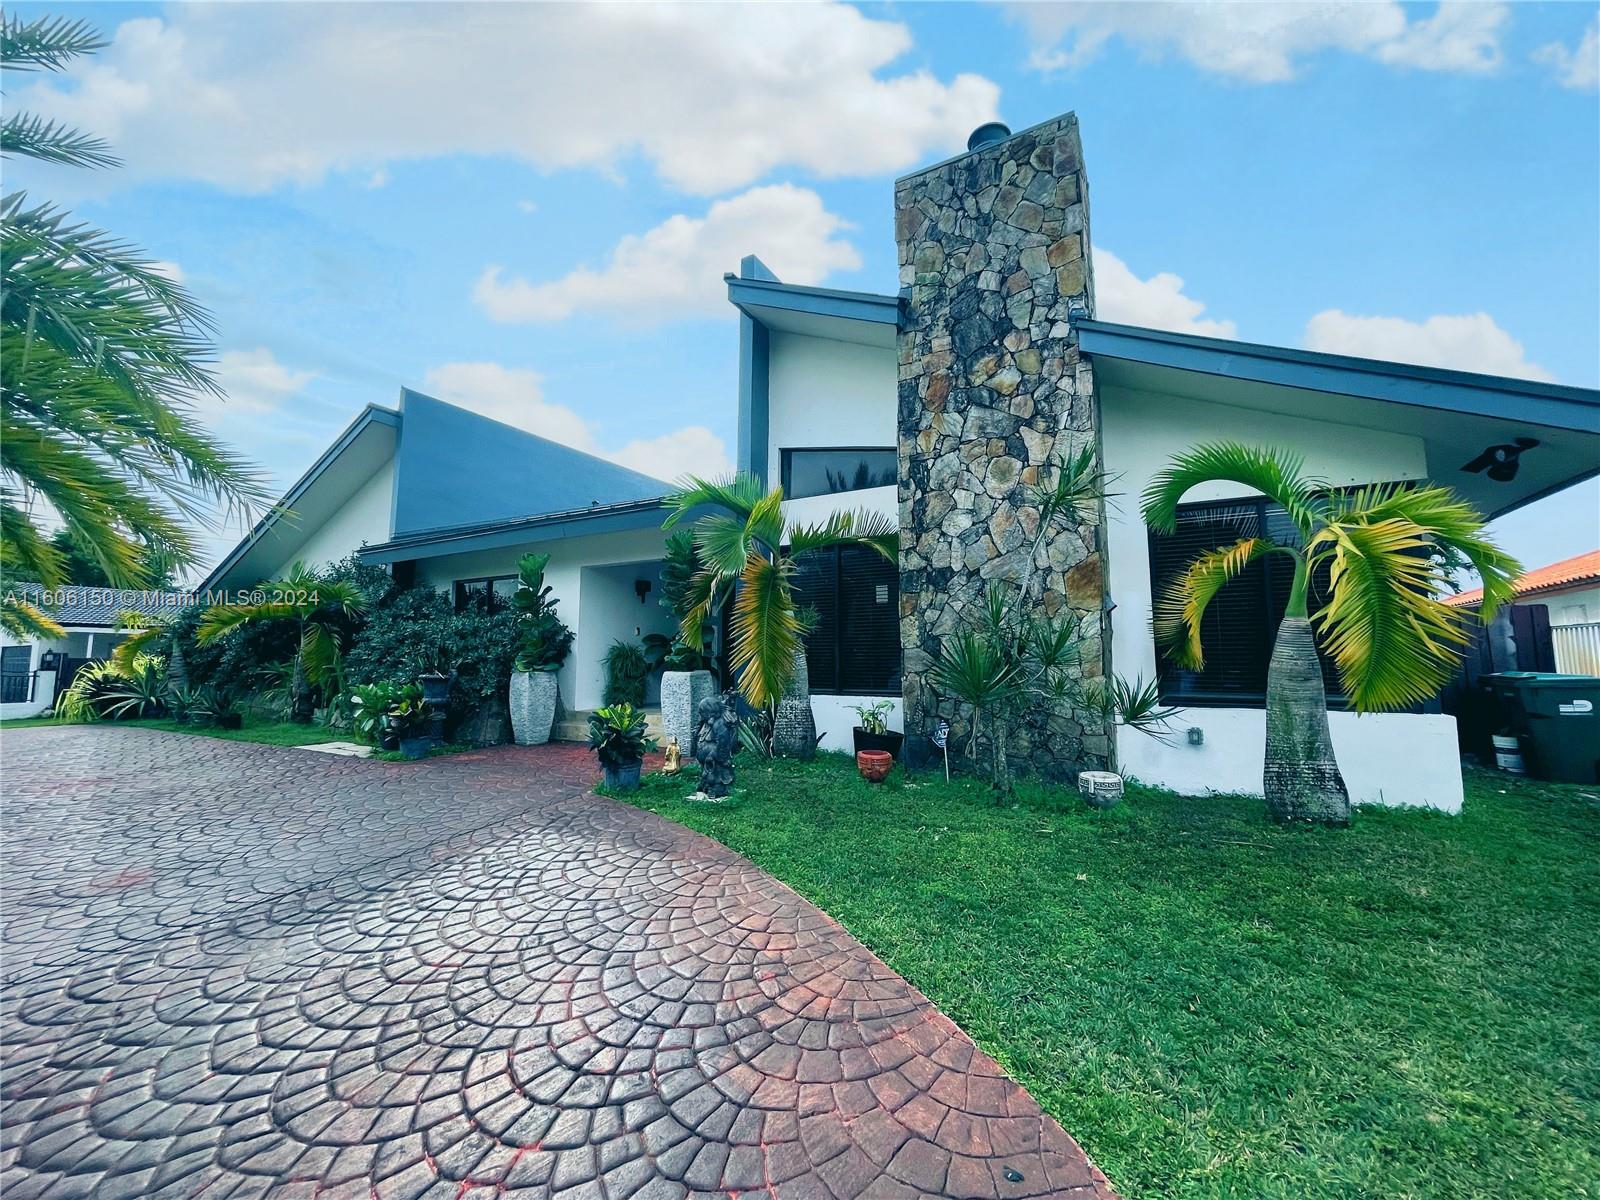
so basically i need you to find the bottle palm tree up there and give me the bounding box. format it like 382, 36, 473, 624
196, 564, 369, 723
1142, 443, 1519, 824
1, 14, 267, 639
663, 475, 896, 752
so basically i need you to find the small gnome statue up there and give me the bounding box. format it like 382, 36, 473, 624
691, 692, 738, 799
662, 737, 682, 775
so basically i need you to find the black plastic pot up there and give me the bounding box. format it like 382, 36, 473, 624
379, 729, 399, 752
853, 727, 904, 758
418, 672, 452, 705
602, 759, 643, 791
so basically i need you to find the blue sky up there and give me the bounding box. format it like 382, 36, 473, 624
8, 1, 1598, 576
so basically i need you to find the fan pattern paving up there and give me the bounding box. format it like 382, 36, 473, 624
0, 728, 1115, 1200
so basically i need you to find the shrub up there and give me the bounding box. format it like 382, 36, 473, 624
587, 703, 656, 767
603, 640, 649, 707
511, 552, 573, 672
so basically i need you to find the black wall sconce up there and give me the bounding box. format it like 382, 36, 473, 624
1462, 437, 1538, 483
634, 579, 652, 604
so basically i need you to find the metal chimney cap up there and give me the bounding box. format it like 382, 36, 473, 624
966, 121, 1012, 152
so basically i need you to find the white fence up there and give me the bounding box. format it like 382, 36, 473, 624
1553, 622, 1600, 676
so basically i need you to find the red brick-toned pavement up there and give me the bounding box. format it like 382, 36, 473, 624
0, 727, 1116, 1200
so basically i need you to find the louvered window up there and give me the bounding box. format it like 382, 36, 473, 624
1148, 497, 1344, 705
790, 545, 901, 695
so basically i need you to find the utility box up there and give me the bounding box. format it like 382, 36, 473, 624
1482, 673, 1600, 784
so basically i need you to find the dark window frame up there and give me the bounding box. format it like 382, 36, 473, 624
790, 543, 901, 697
1147, 494, 1350, 709
453, 575, 518, 613
780, 446, 898, 501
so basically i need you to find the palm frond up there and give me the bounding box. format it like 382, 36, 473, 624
1, 595, 65, 639
1142, 443, 1325, 539
787, 508, 899, 561
300, 623, 339, 687
1, 114, 119, 169
929, 628, 1019, 709
1029, 441, 1115, 529
1310, 519, 1470, 712
692, 513, 754, 577
745, 486, 786, 556
1, 14, 106, 72
1154, 537, 1277, 670
663, 473, 767, 527
196, 601, 298, 643
729, 552, 800, 710
0, 493, 65, 584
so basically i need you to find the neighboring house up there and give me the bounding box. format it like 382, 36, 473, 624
206, 109, 1600, 812
1447, 549, 1600, 674
0, 587, 190, 718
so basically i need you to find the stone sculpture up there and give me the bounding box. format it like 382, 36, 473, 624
691, 692, 738, 799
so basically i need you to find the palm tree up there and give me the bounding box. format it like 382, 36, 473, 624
663, 475, 896, 751
1, 13, 267, 639
196, 564, 369, 722
1142, 443, 1519, 824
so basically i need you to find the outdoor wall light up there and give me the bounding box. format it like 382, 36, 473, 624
634, 579, 651, 604
1187, 726, 1205, 746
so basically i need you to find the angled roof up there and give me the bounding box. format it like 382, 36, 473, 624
360, 497, 667, 564
8, 585, 192, 629
391, 389, 667, 535
1446, 549, 1600, 608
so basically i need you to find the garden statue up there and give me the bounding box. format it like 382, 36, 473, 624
691, 692, 737, 799
662, 737, 682, 775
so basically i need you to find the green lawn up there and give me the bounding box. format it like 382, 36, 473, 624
622, 757, 1600, 1200
0, 714, 345, 746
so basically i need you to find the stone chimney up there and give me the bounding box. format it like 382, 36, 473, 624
895, 112, 1112, 778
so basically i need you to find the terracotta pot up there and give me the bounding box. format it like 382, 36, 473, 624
856, 750, 893, 783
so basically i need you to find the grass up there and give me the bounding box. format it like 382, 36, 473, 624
0, 713, 345, 746
621, 756, 1600, 1200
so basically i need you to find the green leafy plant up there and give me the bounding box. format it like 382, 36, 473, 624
196, 563, 369, 722
663, 474, 896, 712
851, 699, 895, 736
602, 639, 650, 707
349, 682, 400, 744
511, 552, 573, 672
52, 659, 122, 722
165, 685, 208, 723
587, 702, 656, 768
386, 690, 430, 740
1143, 442, 1518, 824
96, 654, 166, 720
1, 13, 268, 640
1089, 675, 1182, 742
655, 530, 720, 675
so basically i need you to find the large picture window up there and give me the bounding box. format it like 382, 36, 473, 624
790, 545, 900, 695
781, 448, 897, 500
454, 575, 518, 613
1148, 497, 1343, 706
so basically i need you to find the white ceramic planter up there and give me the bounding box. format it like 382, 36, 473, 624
509, 669, 559, 746
660, 669, 715, 753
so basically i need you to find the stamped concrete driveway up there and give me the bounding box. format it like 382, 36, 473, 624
1, 728, 1114, 1200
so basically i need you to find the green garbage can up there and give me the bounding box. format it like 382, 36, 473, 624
1482, 672, 1600, 784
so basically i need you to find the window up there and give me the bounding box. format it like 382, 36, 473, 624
781, 448, 897, 500
790, 545, 901, 695
1, 645, 31, 705
1148, 497, 1343, 706
453, 575, 518, 613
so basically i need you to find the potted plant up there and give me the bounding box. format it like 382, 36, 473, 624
417, 666, 453, 706
587, 702, 657, 791
389, 691, 433, 760
851, 700, 904, 758
653, 531, 721, 753
508, 552, 574, 746
350, 682, 400, 748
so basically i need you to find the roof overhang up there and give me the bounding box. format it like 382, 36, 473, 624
726, 273, 901, 349
1079, 320, 1600, 519
359, 497, 668, 564
201, 404, 400, 590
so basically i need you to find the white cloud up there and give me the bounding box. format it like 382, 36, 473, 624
1091, 248, 1236, 337
421, 362, 729, 484
149, 259, 185, 283
20, 4, 997, 194
364, 168, 389, 190
1012, 2, 1505, 83
517, 199, 538, 215
213, 347, 314, 414
1533, 16, 1599, 91
1303, 310, 1554, 381
474, 184, 860, 324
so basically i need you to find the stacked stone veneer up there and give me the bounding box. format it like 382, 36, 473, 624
896, 113, 1113, 778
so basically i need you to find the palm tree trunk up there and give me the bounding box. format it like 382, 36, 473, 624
771, 647, 816, 758
290, 652, 314, 724
1264, 616, 1350, 825
165, 636, 189, 697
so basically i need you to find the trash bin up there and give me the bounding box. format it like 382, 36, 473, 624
1482, 672, 1600, 784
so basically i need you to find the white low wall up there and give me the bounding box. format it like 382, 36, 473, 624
811, 694, 902, 756
1117, 708, 1465, 813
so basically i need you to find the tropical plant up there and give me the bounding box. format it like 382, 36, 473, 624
86, 652, 165, 720
1, 14, 267, 641
663, 474, 896, 720
587, 702, 656, 768
511, 552, 573, 672
52, 658, 120, 721
654, 529, 720, 674
602, 639, 650, 707
348, 681, 400, 744
196, 563, 369, 722
165, 685, 208, 723
851, 699, 895, 736
1090, 674, 1182, 742
111, 607, 193, 700
385, 688, 430, 740
1142, 442, 1519, 824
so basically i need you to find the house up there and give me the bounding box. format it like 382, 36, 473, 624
1447, 549, 1600, 674
0, 587, 190, 718
206, 110, 1600, 812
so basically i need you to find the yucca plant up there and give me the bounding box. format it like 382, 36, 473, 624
663, 475, 896, 743
196, 563, 368, 722
1143, 443, 1519, 825
1, 13, 266, 640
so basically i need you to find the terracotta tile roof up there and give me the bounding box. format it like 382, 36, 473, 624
1445, 549, 1600, 607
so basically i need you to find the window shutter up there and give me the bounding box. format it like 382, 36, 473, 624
792, 548, 840, 692
837, 546, 900, 694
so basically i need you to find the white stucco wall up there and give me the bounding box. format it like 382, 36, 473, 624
811, 694, 903, 756
412, 526, 671, 715
1538, 583, 1600, 625
271, 458, 395, 577
766, 331, 898, 482
1100, 385, 1464, 810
